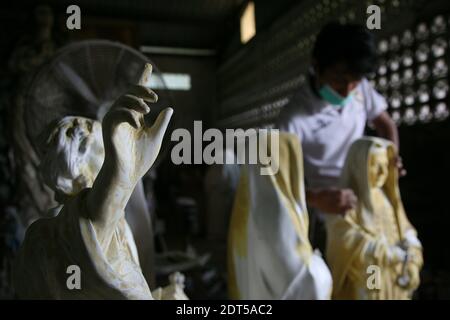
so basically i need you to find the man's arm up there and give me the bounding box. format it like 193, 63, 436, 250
306, 188, 357, 215
372, 111, 399, 149
372, 111, 406, 176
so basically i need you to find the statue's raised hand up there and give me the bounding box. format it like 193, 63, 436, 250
86, 64, 171, 235
102, 64, 173, 188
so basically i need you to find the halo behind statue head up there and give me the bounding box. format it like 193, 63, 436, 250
24, 40, 176, 166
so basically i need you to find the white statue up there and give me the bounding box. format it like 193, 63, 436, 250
14, 64, 187, 300
152, 272, 189, 300
228, 132, 332, 299
38, 114, 156, 287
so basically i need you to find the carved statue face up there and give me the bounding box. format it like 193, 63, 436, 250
368, 147, 389, 189
40, 116, 104, 202
58, 117, 104, 181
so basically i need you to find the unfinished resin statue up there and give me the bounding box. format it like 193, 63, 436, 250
14, 64, 186, 299
325, 137, 423, 300
228, 132, 332, 300
36, 114, 156, 287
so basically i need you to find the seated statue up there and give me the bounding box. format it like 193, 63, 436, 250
325, 137, 423, 300
228, 132, 332, 299
13, 64, 187, 299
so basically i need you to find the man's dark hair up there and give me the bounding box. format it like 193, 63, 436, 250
312, 22, 378, 77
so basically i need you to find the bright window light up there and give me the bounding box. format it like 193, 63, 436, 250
240, 1, 256, 44
147, 73, 191, 91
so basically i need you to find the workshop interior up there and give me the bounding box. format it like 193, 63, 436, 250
0, 0, 449, 300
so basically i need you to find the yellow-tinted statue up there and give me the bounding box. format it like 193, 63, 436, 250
325, 137, 423, 300
228, 132, 332, 300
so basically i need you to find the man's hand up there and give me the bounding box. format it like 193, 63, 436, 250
306, 188, 357, 215
393, 154, 407, 177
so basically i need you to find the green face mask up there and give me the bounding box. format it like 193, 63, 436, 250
318, 84, 353, 108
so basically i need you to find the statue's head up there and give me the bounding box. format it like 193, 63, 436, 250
340, 137, 403, 229
39, 116, 104, 203
368, 145, 389, 189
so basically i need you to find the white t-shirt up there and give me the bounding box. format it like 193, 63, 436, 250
277, 78, 387, 189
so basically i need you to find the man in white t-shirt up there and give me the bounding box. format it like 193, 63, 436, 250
277, 22, 404, 246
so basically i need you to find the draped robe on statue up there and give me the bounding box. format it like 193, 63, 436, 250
228, 132, 332, 300
14, 188, 154, 299
325, 137, 423, 300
